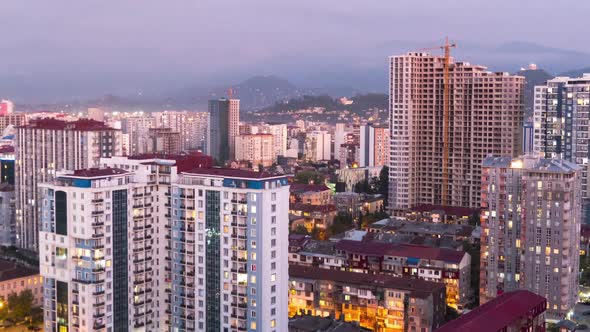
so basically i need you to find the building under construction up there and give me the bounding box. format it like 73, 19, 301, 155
388, 47, 524, 214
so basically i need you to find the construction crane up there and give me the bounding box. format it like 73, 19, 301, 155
419, 38, 456, 206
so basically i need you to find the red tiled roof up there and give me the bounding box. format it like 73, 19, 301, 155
184, 167, 282, 179
129, 153, 213, 172
290, 203, 337, 213
290, 183, 331, 193
0, 260, 39, 282
21, 118, 117, 131
0, 145, 14, 154
435, 290, 546, 332
70, 167, 129, 178
289, 265, 444, 298
335, 240, 465, 264
411, 204, 479, 216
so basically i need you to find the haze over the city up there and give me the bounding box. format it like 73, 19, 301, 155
3, 0, 590, 101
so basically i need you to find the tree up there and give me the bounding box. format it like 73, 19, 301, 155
293, 225, 309, 235
462, 241, 480, 308
360, 211, 389, 229
377, 166, 389, 207
294, 171, 325, 185
329, 212, 355, 235
445, 305, 460, 322
7, 289, 34, 322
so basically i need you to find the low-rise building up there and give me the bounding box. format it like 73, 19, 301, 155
290, 183, 333, 205
290, 203, 338, 233
0, 260, 43, 306
405, 205, 479, 225
289, 315, 371, 332
435, 290, 546, 332
366, 218, 476, 244
289, 265, 446, 332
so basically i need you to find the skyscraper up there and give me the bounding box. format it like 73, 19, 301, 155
170, 168, 289, 331
359, 124, 389, 167
15, 119, 120, 250
533, 74, 590, 199
208, 98, 239, 163
121, 115, 156, 155
480, 156, 581, 319
389, 52, 524, 213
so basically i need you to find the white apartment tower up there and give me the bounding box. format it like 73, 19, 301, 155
304, 131, 331, 162
16, 118, 121, 250
533, 74, 590, 200
235, 134, 276, 168
170, 168, 289, 332
480, 156, 581, 319
389, 52, 524, 213
122, 116, 156, 155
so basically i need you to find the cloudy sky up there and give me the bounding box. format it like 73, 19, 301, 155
2, 1, 589, 101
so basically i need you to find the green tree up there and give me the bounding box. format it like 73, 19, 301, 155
329, 212, 355, 235
8, 289, 34, 322
294, 171, 325, 185
462, 241, 481, 308
292, 225, 309, 235
445, 305, 460, 322
377, 166, 389, 207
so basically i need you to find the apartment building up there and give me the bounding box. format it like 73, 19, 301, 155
121, 116, 155, 155
235, 133, 275, 168
170, 168, 289, 331
480, 156, 581, 319
208, 98, 240, 163
0, 112, 26, 132
289, 265, 446, 332
359, 124, 389, 168
0, 259, 43, 306
389, 52, 524, 213
305, 131, 331, 162
16, 118, 120, 250
533, 74, 590, 201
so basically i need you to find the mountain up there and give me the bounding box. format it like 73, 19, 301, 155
516, 68, 553, 120
559, 67, 590, 78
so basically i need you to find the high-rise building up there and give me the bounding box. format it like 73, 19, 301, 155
523, 122, 534, 155
533, 74, 590, 199
186, 112, 209, 152
0, 99, 14, 115
122, 116, 156, 155
0, 184, 15, 246
235, 133, 275, 168
389, 52, 524, 213
147, 128, 182, 154
87, 107, 105, 122
15, 119, 121, 250
359, 124, 389, 167
208, 98, 239, 163
480, 156, 581, 319
170, 168, 289, 331
267, 123, 288, 157
334, 123, 348, 162
0, 112, 26, 134
305, 131, 331, 162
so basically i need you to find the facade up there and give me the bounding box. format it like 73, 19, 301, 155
147, 128, 182, 154
0, 112, 26, 133
15, 119, 120, 250
305, 131, 331, 162
436, 290, 546, 332
208, 98, 240, 163
170, 168, 289, 331
389, 52, 524, 213
186, 112, 209, 152
0, 184, 15, 246
533, 74, 590, 199
480, 156, 581, 318
122, 116, 156, 155
289, 265, 447, 332
359, 124, 389, 168
289, 203, 338, 233
235, 134, 275, 168
87, 108, 105, 122
0, 260, 43, 306
523, 122, 534, 155
267, 124, 288, 158
289, 183, 333, 205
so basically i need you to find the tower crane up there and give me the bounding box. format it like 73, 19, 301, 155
419, 38, 456, 206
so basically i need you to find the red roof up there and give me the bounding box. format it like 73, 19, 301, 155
0, 145, 14, 154
290, 183, 331, 193
335, 240, 466, 264
435, 290, 546, 332
290, 203, 337, 213
21, 118, 116, 131
411, 204, 479, 217
129, 153, 213, 172
184, 167, 282, 179
70, 167, 129, 178
289, 265, 444, 299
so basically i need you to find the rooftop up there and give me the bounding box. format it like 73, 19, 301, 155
290, 183, 331, 193
410, 204, 478, 217
20, 118, 117, 131
0, 260, 39, 282
335, 240, 466, 264
183, 167, 283, 180
129, 152, 213, 172
290, 265, 444, 298
435, 290, 546, 332
70, 167, 129, 178
289, 315, 371, 332
290, 202, 338, 213
0, 145, 15, 154
370, 218, 475, 239
483, 155, 581, 173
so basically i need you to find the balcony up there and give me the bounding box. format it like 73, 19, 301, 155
91, 198, 104, 203
91, 210, 104, 216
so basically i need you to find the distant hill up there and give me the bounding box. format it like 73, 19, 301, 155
517, 68, 553, 120
559, 67, 590, 78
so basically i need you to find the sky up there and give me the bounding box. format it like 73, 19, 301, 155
2, 1, 590, 101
